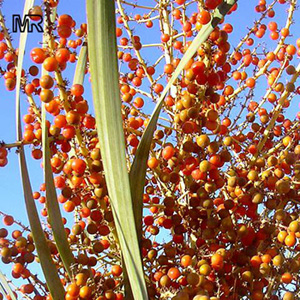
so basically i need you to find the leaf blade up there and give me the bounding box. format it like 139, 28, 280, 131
0, 271, 17, 300
41, 106, 75, 278
86, 0, 148, 298
41, 7, 75, 278
73, 42, 87, 85
14, 2, 65, 298
17, 150, 66, 299
15, 0, 34, 134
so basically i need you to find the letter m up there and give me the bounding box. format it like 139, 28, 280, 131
12, 15, 30, 33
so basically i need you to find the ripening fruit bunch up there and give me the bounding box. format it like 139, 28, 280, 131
1, 0, 300, 299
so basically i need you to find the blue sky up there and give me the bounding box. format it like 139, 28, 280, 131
1, 0, 299, 228
0, 0, 300, 290
0, 0, 87, 220
0, 0, 88, 280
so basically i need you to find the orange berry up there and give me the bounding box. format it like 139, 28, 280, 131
164, 63, 174, 74
286, 44, 296, 56
79, 286, 92, 299
71, 84, 84, 96
211, 253, 223, 270
281, 272, 293, 284
281, 27, 289, 37
57, 25, 72, 38
66, 284, 80, 297
23, 130, 35, 142
197, 10, 211, 25
40, 89, 54, 103
285, 234, 296, 247
268, 21, 277, 31
283, 136, 292, 147
55, 48, 70, 63
40, 75, 54, 89
58, 14, 73, 27
250, 255, 262, 268
111, 265, 123, 277
13, 263, 24, 274
30, 48, 46, 64
180, 255, 192, 267
147, 157, 159, 169
246, 77, 256, 88
167, 267, 181, 280
277, 231, 288, 243
43, 57, 58, 72
261, 254, 271, 263
71, 158, 86, 175
162, 145, 175, 160
63, 201, 75, 212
